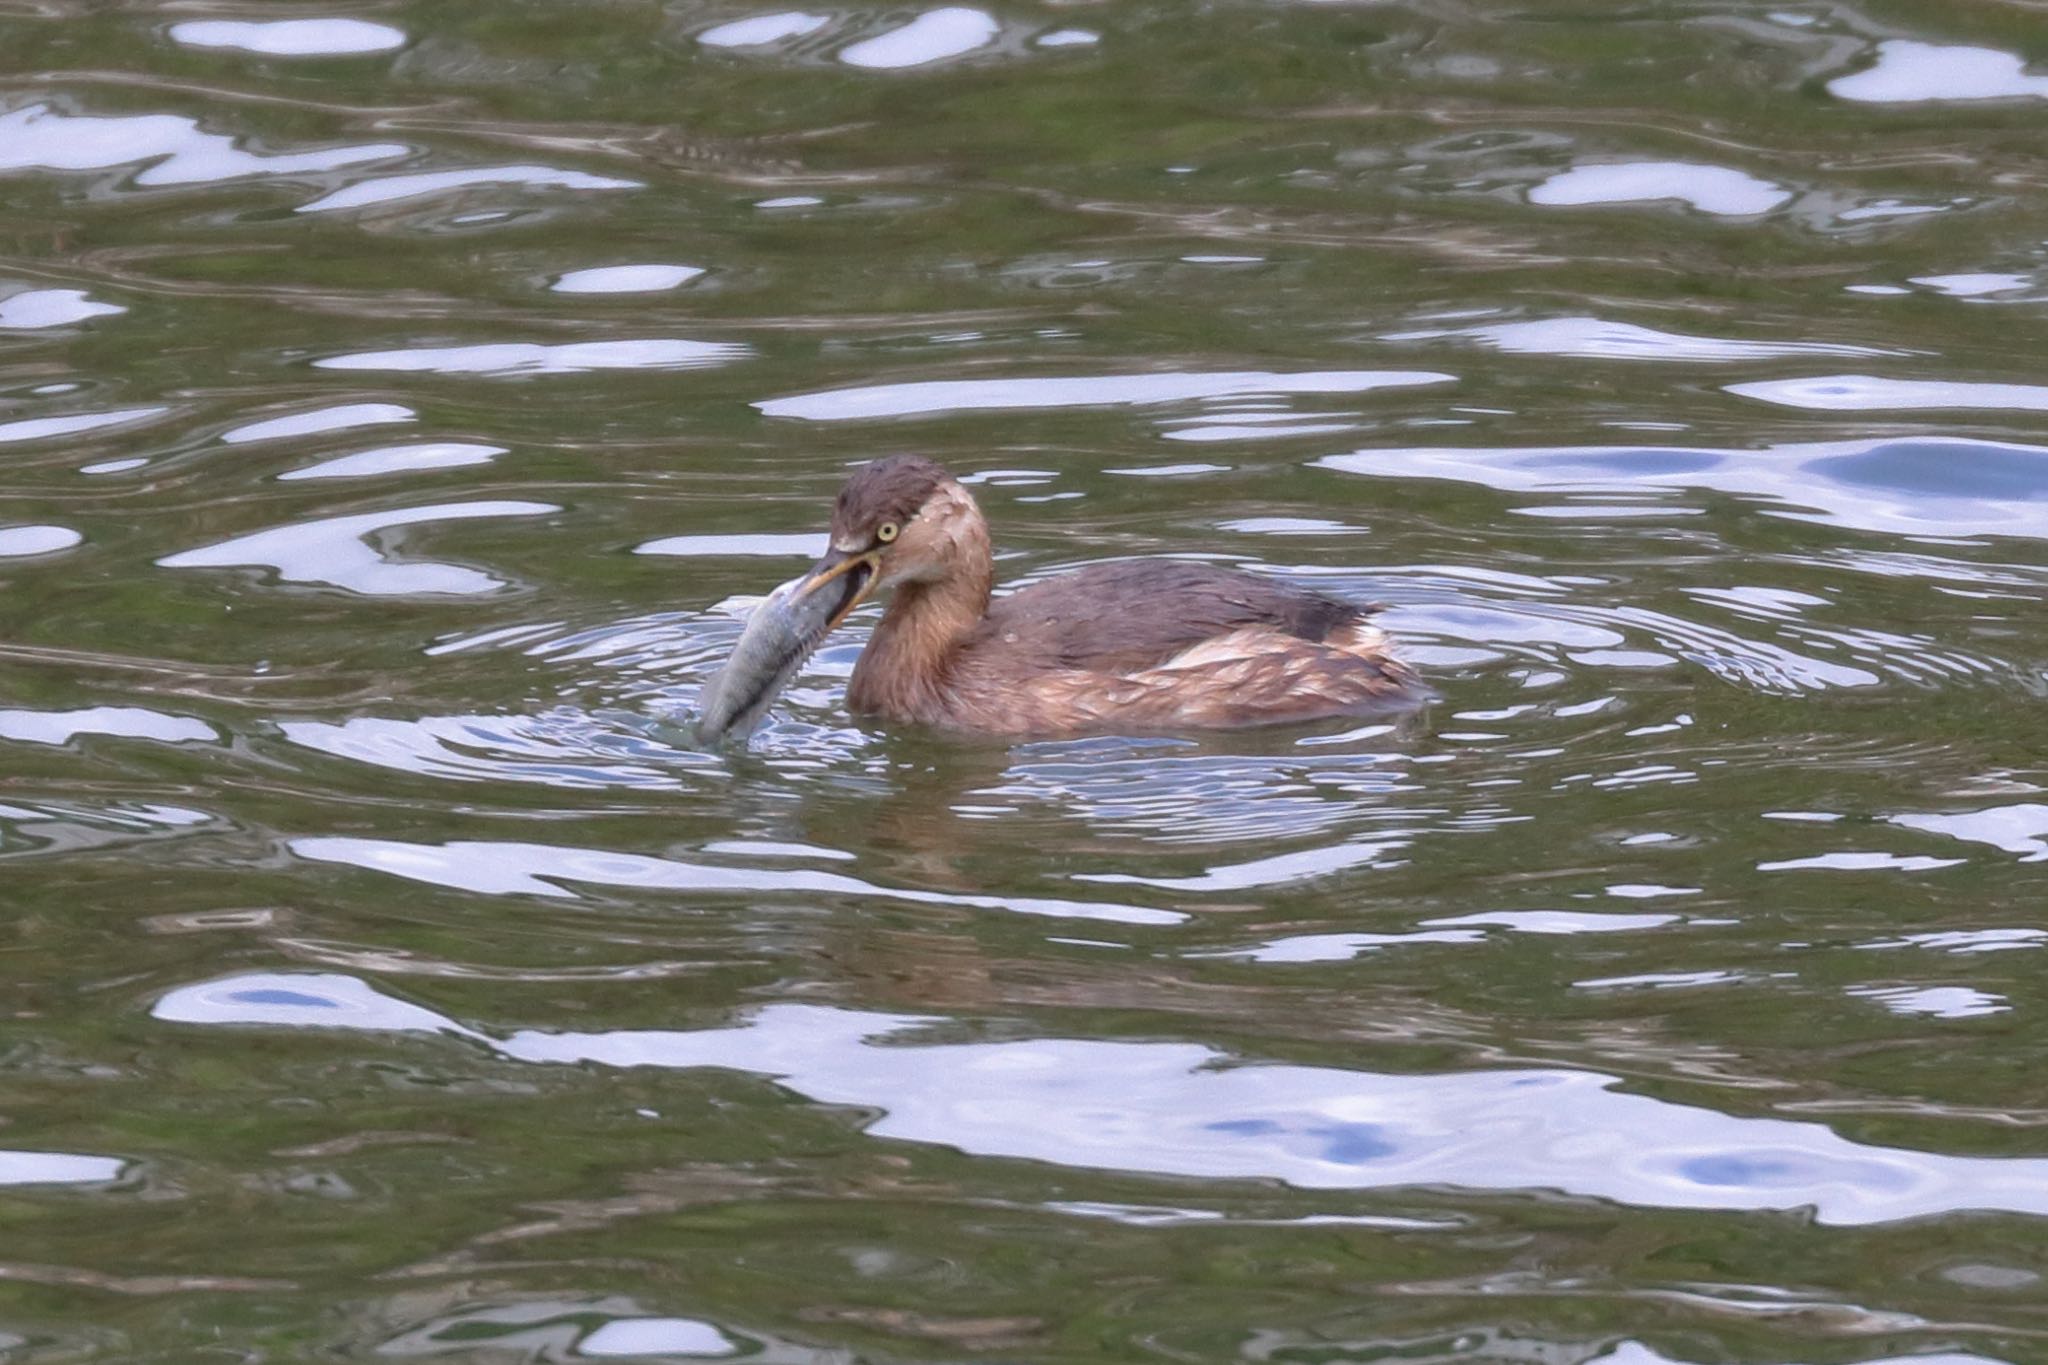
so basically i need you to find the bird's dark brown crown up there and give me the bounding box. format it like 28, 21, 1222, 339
831, 455, 952, 541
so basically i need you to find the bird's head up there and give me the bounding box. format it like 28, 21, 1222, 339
799, 454, 981, 632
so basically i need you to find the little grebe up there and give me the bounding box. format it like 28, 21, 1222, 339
696, 455, 1426, 738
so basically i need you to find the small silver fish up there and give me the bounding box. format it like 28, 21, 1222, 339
695, 547, 882, 745
695, 577, 815, 743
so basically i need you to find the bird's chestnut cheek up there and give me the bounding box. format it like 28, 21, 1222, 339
875, 532, 956, 588
874, 551, 915, 590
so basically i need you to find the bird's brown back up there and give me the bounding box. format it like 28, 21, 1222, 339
965, 560, 1374, 675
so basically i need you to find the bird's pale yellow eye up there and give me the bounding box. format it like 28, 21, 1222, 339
875, 521, 900, 544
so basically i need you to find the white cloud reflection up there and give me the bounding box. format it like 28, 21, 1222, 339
1529, 162, 1790, 216
0, 103, 403, 187
1314, 436, 2048, 540
315, 338, 748, 375
757, 369, 1453, 421
157, 501, 557, 594
169, 18, 407, 56
152, 973, 2048, 1227
297, 164, 640, 214
286, 834, 1183, 926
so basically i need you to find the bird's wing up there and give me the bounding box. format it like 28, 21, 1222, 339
973, 561, 1373, 675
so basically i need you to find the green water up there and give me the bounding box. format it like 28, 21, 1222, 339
3, 2, 2047, 1360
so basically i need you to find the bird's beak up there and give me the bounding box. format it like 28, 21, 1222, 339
794, 545, 882, 636
693, 546, 881, 744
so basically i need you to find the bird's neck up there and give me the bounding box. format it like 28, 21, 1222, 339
849, 542, 993, 722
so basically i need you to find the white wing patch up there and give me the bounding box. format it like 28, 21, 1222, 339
1156, 627, 1303, 672
1158, 621, 1389, 673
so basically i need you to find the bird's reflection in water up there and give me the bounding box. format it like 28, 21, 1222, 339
777, 719, 1437, 1021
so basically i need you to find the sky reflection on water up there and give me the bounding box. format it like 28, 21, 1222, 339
1316, 437, 2048, 539
0, 103, 405, 188
157, 500, 559, 594
153, 975, 2048, 1228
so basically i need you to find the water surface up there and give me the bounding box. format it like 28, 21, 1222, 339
2, 1, 2046, 1360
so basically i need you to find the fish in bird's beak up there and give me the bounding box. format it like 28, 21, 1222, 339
694, 546, 882, 743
